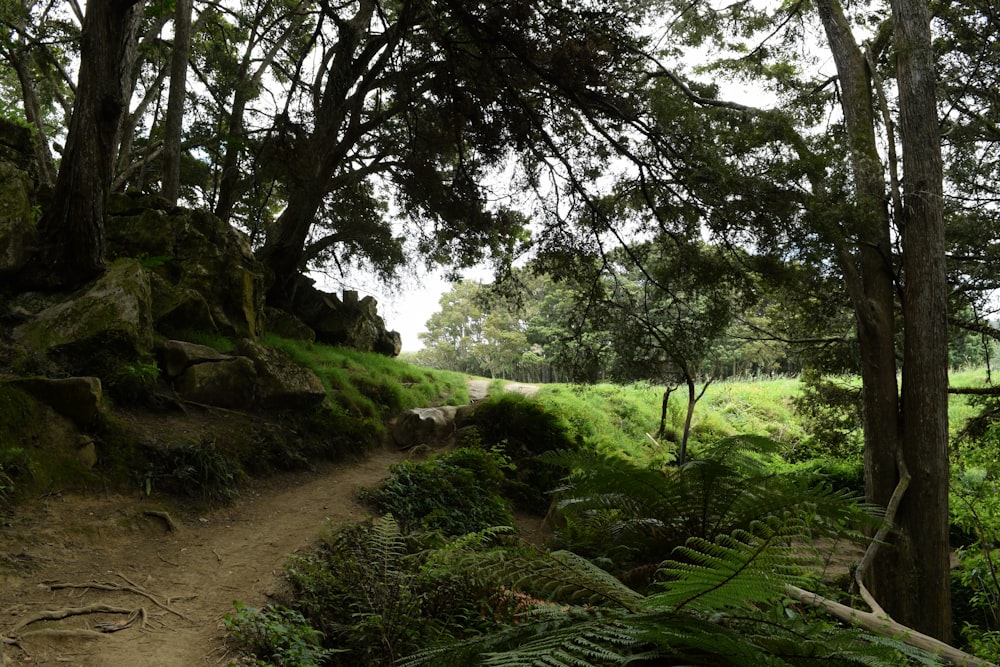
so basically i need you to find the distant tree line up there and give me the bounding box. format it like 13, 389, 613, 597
414, 256, 997, 386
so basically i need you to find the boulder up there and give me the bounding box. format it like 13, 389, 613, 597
106, 204, 266, 339
264, 306, 315, 342
237, 340, 327, 409
148, 272, 217, 334
12, 376, 103, 427
289, 278, 401, 356
159, 339, 232, 379
174, 356, 256, 409
390, 406, 462, 449
0, 159, 35, 276
13, 259, 154, 361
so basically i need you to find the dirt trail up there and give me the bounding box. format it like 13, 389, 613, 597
0, 445, 408, 667
0, 380, 546, 666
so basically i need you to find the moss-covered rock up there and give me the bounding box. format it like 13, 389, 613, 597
106, 204, 265, 339
13, 376, 103, 427
0, 383, 96, 497
0, 156, 35, 277
175, 356, 257, 409
237, 339, 327, 409
13, 259, 154, 363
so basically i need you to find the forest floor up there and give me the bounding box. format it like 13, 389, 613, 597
0, 380, 543, 667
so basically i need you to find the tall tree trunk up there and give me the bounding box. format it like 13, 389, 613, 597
815, 0, 926, 627
891, 0, 952, 641
162, 0, 192, 204
27, 0, 143, 290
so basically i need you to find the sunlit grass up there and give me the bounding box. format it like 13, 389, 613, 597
264, 335, 469, 419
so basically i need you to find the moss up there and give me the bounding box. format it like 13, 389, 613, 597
0, 384, 98, 499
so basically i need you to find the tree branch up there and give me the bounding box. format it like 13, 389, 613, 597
785, 584, 995, 666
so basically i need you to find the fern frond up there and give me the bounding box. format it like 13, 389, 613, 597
650, 515, 813, 613
471, 547, 645, 612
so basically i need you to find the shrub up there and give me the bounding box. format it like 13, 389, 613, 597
363, 448, 514, 535
280, 516, 501, 665
458, 392, 579, 512
224, 601, 337, 667
790, 369, 863, 461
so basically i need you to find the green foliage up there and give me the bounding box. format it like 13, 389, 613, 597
950, 426, 1000, 658
789, 370, 863, 461
141, 438, 243, 503
224, 601, 338, 667
280, 516, 504, 665
401, 515, 934, 666
265, 335, 468, 421
106, 358, 161, 403
544, 435, 877, 579
459, 392, 581, 511
173, 329, 235, 351
363, 448, 514, 535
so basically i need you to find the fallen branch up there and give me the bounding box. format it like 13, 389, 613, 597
785, 585, 995, 667
853, 447, 911, 615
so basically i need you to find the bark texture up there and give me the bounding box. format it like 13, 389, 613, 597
30, 0, 143, 289
892, 0, 952, 641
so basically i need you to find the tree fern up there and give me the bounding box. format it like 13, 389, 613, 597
398, 522, 939, 666
542, 435, 880, 578
649, 514, 815, 613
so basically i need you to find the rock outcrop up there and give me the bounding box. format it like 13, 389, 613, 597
0, 120, 36, 277
290, 277, 402, 355
105, 198, 265, 340
159, 338, 326, 410
13, 259, 154, 364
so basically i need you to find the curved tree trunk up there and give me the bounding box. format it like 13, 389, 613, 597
27, 0, 143, 290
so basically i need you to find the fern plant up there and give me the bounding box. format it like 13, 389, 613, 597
399, 515, 939, 666
543, 434, 879, 579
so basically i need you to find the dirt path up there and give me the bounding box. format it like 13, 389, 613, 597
0, 445, 408, 667
0, 380, 549, 666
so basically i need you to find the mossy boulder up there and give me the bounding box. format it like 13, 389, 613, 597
0, 161, 34, 275
12, 376, 103, 428
174, 356, 257, 409
159, 339, 232, 379
0, 383, 97, 495
289, 279, 401, 355
0, 135, 35, 276
13, 259, 154, 363
106, 202, 265, 339
237, 340, 327, 409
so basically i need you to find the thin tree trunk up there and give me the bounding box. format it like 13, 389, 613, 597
162, 0, 193, 204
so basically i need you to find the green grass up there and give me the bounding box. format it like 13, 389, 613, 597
264, 335, 469, 422
527, 377, 807, 467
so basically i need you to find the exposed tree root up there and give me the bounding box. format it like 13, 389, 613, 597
11, 604, 144, 634
43, 573, 194, 622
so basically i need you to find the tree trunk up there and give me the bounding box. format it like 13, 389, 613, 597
257, 182, 328, 307
162, 0, 192, 204
891, 0, 952, 641
27, 0, 143, 290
